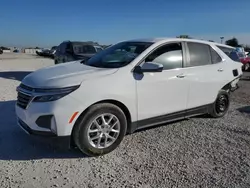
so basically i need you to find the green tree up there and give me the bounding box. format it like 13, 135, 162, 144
225, 38, 239, 47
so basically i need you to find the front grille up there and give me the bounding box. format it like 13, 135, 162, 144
19, 83, 33, 92
17, 91, 32, 109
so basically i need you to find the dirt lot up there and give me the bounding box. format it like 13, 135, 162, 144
1, 54, 250, 188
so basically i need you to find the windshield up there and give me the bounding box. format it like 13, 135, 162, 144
83, 41, 153, 68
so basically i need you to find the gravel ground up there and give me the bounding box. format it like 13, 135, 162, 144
1, 54, 250, 188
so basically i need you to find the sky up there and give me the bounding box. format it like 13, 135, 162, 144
0, 0, 249, 48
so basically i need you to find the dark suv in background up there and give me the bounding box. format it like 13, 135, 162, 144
54, 41, 103, 64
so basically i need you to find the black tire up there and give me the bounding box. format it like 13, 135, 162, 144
72, 103, 127, 157
209, 90, 230, 118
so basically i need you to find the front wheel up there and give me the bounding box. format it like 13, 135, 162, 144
209, 90, 230, 118
73, 103, 127, 157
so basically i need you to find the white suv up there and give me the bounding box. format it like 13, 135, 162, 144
16, 38, 242, 156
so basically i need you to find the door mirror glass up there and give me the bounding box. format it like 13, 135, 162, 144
135, 62, 163, 73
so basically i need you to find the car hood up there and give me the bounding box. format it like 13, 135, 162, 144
22, 60, 118, 88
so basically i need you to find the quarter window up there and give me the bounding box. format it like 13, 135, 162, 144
187, 42, 212, 67
210, 47, 222, 64
216, 45, 241, 62
145, 43, 183, 70
216, 46, 234, 56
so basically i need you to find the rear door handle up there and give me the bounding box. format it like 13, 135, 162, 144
218, 68, 224, 72
176, 74, 186, 78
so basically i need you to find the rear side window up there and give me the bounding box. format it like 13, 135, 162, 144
210, 47, 222, 64
73, 45, 96, 54
187, 42, 212, 67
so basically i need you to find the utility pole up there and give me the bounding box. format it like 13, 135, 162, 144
220, 36, 224, 44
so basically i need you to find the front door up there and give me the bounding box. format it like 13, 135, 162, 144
136, 42, 189, 122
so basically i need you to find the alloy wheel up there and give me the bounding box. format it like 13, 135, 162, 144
87, 113, 120, 149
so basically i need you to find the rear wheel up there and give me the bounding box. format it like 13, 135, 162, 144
73, 103, 127, 157
210, 90, 230, 118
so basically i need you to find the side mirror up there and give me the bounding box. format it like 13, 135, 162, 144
134, 62, 163, 73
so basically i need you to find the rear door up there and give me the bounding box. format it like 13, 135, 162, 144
183, 42, 226, 109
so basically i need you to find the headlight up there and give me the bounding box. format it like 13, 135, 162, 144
33, 85, 79, 102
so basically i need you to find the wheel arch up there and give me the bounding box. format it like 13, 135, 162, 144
71, 99, 132, 140
221, 83, 231, 92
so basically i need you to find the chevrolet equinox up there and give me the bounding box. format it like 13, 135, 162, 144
16, 38, 242, 156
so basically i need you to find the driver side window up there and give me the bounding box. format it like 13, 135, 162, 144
145, 43, 183, 70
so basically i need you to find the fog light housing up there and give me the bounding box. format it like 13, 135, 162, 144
36, 115, 53, 129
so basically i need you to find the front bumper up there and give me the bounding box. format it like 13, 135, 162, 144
17, 117, 72, 149
15, 94, 83, 137
18, 117, 56, 137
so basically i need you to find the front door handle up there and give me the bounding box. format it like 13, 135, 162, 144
218, 68, 224, 72
176, 74, 186, 78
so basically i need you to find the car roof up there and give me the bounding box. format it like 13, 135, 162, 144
125, 37, 235, 48
61, 41, 98, 46
215, 43, 235, 49
71, 41, 94, 45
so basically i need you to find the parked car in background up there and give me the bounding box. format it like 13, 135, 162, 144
54, 41, 103, 64
36, 49, 51, 57
16, 38, 242, 156
49, 46, 57, 59
36, 46, 57, 59
237, 52, 250, 71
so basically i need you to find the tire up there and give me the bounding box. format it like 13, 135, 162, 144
209, 90, 230, 118
72, 103, 127, 157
